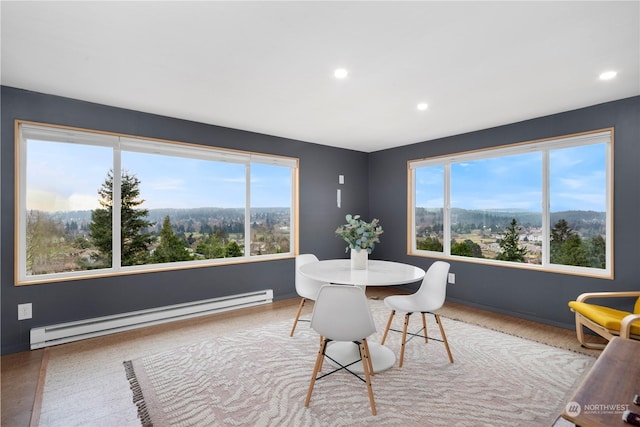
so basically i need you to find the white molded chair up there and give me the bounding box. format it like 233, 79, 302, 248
381, 261, 453, 367
290, 254, 327, 337
305, 285, 378, 415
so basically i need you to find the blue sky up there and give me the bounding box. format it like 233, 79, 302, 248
27, 141, 112, 211
549, 144, 606, 212
26, 140, 292, 211
415, 143, 606, 212
28, 139, 605, 213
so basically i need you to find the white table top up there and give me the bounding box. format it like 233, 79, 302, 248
298, 259, 425, 286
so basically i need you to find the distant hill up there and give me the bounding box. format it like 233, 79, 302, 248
448, 208, 604, 227
48, 207, 288, 227
418, 207, 605, 236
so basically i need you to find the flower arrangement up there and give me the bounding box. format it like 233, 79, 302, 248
335, 214, 384, 254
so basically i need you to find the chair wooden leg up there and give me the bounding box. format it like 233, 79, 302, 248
579, 340, 607, 350
305, 337, 328, 407
290, 298, 306, 337
359, 340, 377, 415
574, 313, 587, 346
421, 312, 428, 343
362, 338, 374, 376
575, 315, 608, 350
318, 337, 326, 372
435, 314, 453, 363
381, 310, 395, 345
399, 313, 411, 367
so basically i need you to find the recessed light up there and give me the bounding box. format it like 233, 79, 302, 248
334, 68, 348, 79
417, 103, 429, 111
599, 70, 617, 80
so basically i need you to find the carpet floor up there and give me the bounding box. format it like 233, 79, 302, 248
122, 299, 594, 426
36, 293, 597, 426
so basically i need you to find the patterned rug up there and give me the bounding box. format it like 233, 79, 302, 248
123, 300, 594, 427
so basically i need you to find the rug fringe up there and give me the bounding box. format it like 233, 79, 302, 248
123, 360, 154, 427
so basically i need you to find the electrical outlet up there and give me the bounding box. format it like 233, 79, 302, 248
448, 273, 456, 284
18, 303, 32, 320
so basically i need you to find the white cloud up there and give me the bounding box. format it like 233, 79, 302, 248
68, 193, 100, 211
149, 178, 185, 191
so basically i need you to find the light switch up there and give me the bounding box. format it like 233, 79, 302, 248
339, 175, 344, 184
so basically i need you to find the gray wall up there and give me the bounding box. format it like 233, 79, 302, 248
2, 87, 638, 354
0, 86, 369, 354
370, 96, 640, 328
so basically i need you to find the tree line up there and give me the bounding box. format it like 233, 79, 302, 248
26, 171, 287, 275
418, 217, 606, 268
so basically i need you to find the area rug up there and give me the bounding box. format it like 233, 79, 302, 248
123, 300, 594, 427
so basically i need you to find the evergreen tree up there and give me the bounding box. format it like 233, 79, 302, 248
151, 216, 192, 263
586, 235, 606, 269
551, 219, 575, 243
550, 218, 595, 267
186, 233, 196, 246
417, 236, 443, 252
451, 239, 483, 258
496, 218, 527, 262
451, 240, 472, 257
225, 241, 244, 257
465, 239, 483, 258
89, 170, 155, 267
195, 234, 225, 259
550, 218, 573, 263
90, 205, 112, 267
554, 233, 589, 267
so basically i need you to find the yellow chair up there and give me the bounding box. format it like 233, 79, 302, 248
568, 291, 640, 349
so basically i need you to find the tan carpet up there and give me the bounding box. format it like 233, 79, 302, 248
37, 291, 599, 426
124, 299, 594, 426
436, 300, 605, 358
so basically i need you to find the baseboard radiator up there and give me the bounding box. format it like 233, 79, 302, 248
30, 289, 274, 350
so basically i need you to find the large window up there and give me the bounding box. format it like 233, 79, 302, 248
16, 121, 298, 284
409, 129, 612, 278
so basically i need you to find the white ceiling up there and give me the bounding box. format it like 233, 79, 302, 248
2, 1, 639, 152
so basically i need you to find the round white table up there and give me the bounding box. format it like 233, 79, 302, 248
298, 259, 425, 287
298, 259, 425, 373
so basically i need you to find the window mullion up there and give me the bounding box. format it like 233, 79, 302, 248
443, 163, 451, 256
605, 140, 613, 273
244, 163, 251, 257
17, 131, 28, 282
409, 168, 417, 253
541, 150, 550, 267
112, 147, 122, 270
290, 167, 298, 255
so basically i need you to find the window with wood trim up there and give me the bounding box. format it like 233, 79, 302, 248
409, 129, 612, 278
16, 121, 298, 284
